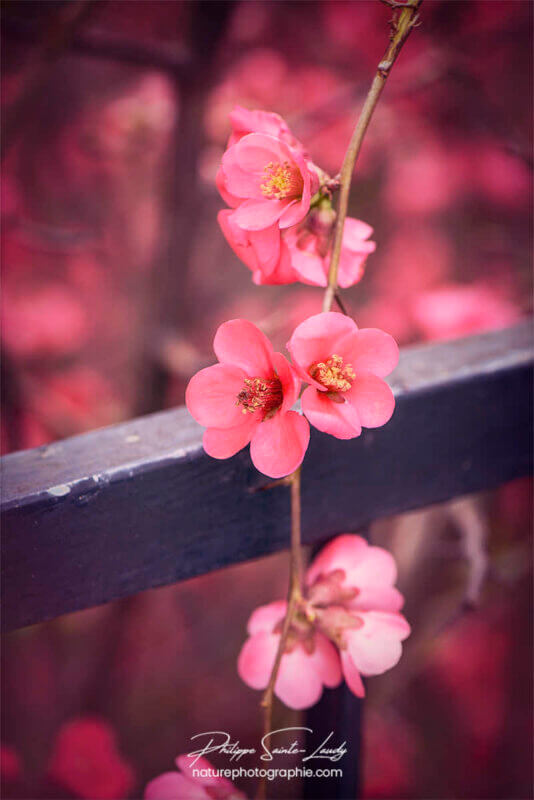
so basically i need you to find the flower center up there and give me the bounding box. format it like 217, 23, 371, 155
309, 354, 355, 393
236, 376, 283, 420
260, 161, 303, 200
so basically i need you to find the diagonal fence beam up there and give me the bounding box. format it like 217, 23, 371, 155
2, 320, 532, 631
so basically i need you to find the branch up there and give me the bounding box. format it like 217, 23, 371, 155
322, 0, 423, 312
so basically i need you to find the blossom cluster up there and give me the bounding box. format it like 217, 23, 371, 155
238, 534, 409, 709
186, 312, 397, 478
216, 106, 375, 287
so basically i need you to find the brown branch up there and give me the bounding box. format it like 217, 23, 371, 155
322, 0, 423, 313
256, 6, 423, 797
256, 467, 302, 800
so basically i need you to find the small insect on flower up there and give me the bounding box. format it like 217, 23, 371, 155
186, 319, 309, 479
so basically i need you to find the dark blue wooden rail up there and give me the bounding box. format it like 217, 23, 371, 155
2, 320, 533, 800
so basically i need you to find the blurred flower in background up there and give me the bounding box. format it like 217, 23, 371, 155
1, 1, 532, 799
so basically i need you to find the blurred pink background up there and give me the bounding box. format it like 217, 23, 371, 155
1, 1, 532, 798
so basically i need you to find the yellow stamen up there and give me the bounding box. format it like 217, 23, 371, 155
309, 354, 355, 393
236, 376, 283, 419
260, 161, 302, 200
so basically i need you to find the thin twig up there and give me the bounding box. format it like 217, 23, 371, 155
257, 467, 302, 800
256, 5, 423, 797
322, 0, 423, 313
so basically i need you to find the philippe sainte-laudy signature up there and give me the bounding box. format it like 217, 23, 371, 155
187, 728, 348, 765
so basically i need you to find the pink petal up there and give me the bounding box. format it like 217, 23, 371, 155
218, 210, 259, 272
186, 364, 248, 429
351, 585, 404, 614
345, 544, 398, 588
306, 535, 369, 586
287, 312, 358, 386
338, 328, 399, 378
233, 132, 293, 171
203, 417, 257, 460
271, 352, 301, 413
336, 243, 374, 289
176, 756, 236, 795
345, 373, 395, 428
249, 410, 309, 478
360, 610, 411, 641
306, 535, 404, 612
345, 611, 410, 676
247, 600, 287, 635
231, 199, 288, 231
340, 651, 365, 698
301, 386, 361, 439
288, 242, 327, 287
237, 631, 279, 690
253, 239, 298, 285
309, 633, 343, 688
229, 106, 289, 141
215, 167, 241, 208
279, 198, 307, 229
214, 319, 274, 379
249, 226, 281, 272
342, 217, 374, 244
144, 773, 209, 800
220, 160, 265, 199
274, 645, 324, 710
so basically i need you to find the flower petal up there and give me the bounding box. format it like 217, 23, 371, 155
214, 319, 274, 378
338, 328, 399, 378
271, 352, 301, 413
218, 210, 259, 272
345, 611, 410, 676
346, 372, 395, 428
231, 199, 288, 230
144, 773, 209, 800
306, 534, 369, 586
288, 312, 358, 385
309, 633, 343, 688
249, 410, 309, 478
186, 363, 248, 429
215, 166, 241, 208
274, 645, 324, 710
340, 651, 365, 698
249, 226, 281, 272
238, 631, 279, 690
301, 386, 361, 439
247, 601, 287, 635
288, 242, 327, 287
279, 198, 307, 229
203, 417, 257, 460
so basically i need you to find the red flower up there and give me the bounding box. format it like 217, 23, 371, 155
47, 717, 135, 800
186, 319, 309, 478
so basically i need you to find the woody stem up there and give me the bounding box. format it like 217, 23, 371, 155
322, 0, 423, 313
257, 6, 423, 798
257, 467, 302, 800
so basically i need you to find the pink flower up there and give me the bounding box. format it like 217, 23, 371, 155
287, 312, 398, 440
219, 132, 318, 232
411, 283, 520, 341
46, 717, 135, 800
1, 744, 22, 783
306, 535, 409, 698
145, 755, 246, 800
237, 600, 343, 710
186, 319, 309, 478
238, 535, 409, 708
284, 216, 375, 288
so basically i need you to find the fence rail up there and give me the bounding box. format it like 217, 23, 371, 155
2, 320, 532, 633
